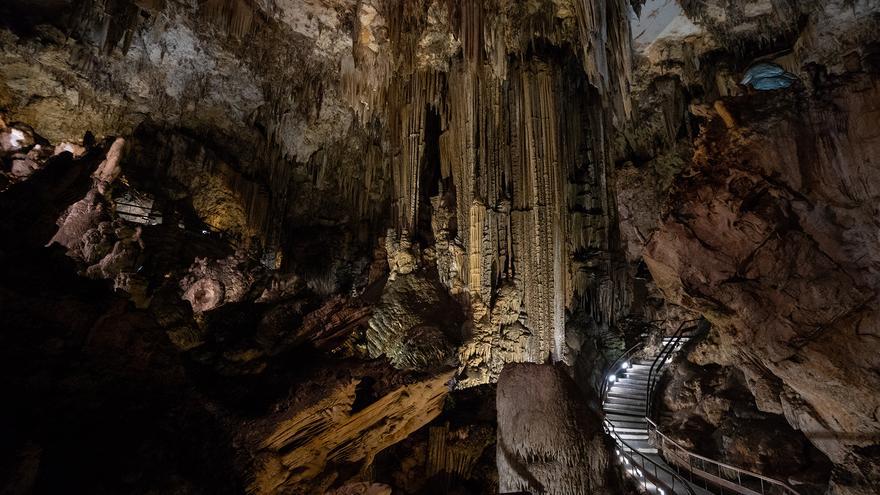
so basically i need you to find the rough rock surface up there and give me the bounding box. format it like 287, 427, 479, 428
246, 371, 454, 494
326, 483, 393, 495
645, 76, 880, 493
659, 357, 833, 493
180, 253, 260, 313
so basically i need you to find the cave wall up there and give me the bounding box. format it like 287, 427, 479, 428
616, 1, 880, 493
1, 2, 641, 383
644, 76, 880, 493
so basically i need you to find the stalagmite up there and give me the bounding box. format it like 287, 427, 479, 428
496, 363, 620, 494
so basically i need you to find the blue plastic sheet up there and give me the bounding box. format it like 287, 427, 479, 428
740, 62, 799, 90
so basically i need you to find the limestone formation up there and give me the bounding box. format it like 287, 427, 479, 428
180, 253, 260, 313
247, 371, 454, 494
658, 357, 833, 492
367, 270, 463, 371
645, 75, 880, 494
496, 363, 622, 495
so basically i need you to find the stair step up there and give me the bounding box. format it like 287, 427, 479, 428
606, 411, 646, 421
604, 404, 647, 415
604, 400, 644, 410
624, 368, 652, 375
619, 438, 659, 453
608, 390, 646, 400
611, 370, 649, 379
609, 381, 646, 390
607, 417, 647, 427
606, 397, 647, 407
617, 434, 650, 442
608, 388, 646, 398
606, 392, 646, 402
625, 373, 653, 380
608, 389, 646, 399
611, 380, 647, 388
607, 414, 647, 424
609, 426, 648, 435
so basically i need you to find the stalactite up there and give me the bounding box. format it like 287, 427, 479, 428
199, 0, 256, 39
426, 423, 488, 484
386, 70, 444, 236
341, 0, 636, 382
572, 0, 634, 118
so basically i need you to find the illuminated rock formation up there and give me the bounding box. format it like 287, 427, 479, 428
497, 363, 621, 494
645, 77, 880, 493
246, 371, 454, 494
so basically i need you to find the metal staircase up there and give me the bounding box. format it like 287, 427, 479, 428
601, 321, 801, 495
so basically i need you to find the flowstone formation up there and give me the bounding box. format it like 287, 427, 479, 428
349, 0, 639, 384
2, 0, 880, 494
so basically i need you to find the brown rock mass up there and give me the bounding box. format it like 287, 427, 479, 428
645, 75, 880, 492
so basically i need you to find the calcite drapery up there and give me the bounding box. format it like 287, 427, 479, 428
359, 0, 636, 383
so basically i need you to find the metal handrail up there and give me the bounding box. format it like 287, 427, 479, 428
600, 318, 667, 402
646, 418, 800, 495
601, 321, 698, 494
601, 339, 643, 402
645, 320, 701, 416
604, 418, 697, 495
642, 321, 801, 495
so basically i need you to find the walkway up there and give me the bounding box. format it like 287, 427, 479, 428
603, 335, 706, 495
601, 326, 801, 495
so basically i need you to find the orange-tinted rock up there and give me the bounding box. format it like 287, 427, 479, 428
246, 371, 454, 494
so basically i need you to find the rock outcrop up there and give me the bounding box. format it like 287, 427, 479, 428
659, 357, 833, 493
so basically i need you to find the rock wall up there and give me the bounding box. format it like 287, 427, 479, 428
644, 73, 880, 494
658, 355, 833, 493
